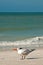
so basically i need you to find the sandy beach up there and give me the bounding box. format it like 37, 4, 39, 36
0, 48, 43, 65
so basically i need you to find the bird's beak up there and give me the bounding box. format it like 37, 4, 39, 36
12, 48, 17, 51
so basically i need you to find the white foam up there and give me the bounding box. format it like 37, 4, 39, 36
0, 36, 43, 47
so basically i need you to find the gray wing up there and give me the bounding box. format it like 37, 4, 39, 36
22, 49, 30, 55
22, 49, 35, 55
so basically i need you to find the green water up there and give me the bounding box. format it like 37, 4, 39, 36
0, 12, 43, 41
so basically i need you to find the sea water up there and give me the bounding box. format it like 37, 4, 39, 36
0, 12, 43, 50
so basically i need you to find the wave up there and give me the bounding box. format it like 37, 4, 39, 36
0, 36, 43, 47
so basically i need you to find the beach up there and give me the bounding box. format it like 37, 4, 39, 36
0, 12, 43, 65
0, 48, 43, 65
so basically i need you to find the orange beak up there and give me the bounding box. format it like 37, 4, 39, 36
12, 48, 17, 51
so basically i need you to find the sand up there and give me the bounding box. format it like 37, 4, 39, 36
0, 48, 43, 65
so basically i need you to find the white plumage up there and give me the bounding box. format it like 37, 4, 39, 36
18, 49, 25, 54
17, 48, 35, 60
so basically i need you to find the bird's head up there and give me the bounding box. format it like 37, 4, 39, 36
17, 48, 22, 51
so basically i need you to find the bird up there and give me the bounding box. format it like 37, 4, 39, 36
17, 48, 35, 60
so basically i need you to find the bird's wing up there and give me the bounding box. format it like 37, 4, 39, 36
22, 49, 30, 55
22, 49, 35, 55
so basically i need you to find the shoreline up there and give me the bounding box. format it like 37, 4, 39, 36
0, 36, 43, 51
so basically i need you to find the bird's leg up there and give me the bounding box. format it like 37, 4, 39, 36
23, 55, 25, 59
21, 55, 26, 60
22, 56, 23, 60
21, 55, 23, 60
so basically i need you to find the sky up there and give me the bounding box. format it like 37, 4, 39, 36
0, 0, 43, 12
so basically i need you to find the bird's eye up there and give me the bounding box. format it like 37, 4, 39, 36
19, 48, 22, 49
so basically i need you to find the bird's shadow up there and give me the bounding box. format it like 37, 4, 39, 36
26, 57, 41, 60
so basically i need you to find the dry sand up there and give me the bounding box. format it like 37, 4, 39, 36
0, 48, 43, 65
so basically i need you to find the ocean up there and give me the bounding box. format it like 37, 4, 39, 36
0, 12, 43, 50
0, 12, 43, 41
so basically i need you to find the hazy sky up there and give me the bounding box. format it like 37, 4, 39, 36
0, 0, 43, 12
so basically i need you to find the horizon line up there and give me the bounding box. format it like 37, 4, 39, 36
0, 11, 43, 12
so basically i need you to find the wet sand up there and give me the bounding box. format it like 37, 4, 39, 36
0, 48, 43, 65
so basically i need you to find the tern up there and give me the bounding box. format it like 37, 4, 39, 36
17, 48, 35, 60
